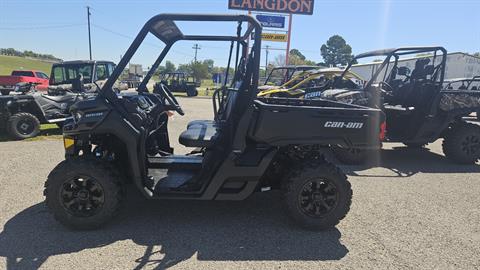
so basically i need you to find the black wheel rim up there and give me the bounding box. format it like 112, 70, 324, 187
16, 119, 35, 135
298, 179, 338, 218
59, 176, 105, 217
461, 135, 480, 157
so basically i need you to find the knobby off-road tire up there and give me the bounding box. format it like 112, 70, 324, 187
7, 112, 40, 140
44, 157, 124, 230
332, 146, 368, 165
281, 161, 352, 230
442, 123, 480, 164
186, 87, 198, 97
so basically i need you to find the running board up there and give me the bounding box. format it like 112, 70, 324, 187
47, 117, 72, 123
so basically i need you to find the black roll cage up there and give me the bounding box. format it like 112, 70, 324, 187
444, 76, 480, 89
101, 14, 262, 101
341, 46, 448, 89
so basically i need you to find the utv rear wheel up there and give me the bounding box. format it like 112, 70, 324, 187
7, 112, 40, 140
281, 161, 352, 230
332, 146, 367, 165
442, 123, 480, 164
44, 158, 124, 230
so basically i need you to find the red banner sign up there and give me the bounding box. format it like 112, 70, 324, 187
228, 0, 314, 15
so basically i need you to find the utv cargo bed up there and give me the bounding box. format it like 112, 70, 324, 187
250, 98, 384, 147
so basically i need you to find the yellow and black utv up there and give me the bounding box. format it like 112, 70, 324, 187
257, 68, 365, 98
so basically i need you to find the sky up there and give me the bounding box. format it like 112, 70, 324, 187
1, 0, 479, 69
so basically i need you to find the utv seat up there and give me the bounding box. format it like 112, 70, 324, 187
179, 122, 219, 148
187, 120, 216, 128
41, 94, 76, 103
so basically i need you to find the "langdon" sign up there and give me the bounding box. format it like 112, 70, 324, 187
228, 0, 314, 15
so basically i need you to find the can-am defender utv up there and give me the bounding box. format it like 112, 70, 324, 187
0, 81, 93, 140
44, 14, 384, 230
444, 76, 480, 120
159, 72, 199, 97
324, 47, 480, 164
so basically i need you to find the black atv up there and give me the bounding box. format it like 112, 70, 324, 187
0, 81, 93, 140
159, 72, 199, 97
44, 14, 384, 230
323, 47, 480, 164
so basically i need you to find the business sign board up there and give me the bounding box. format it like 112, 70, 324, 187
256, 15, 285, 28
261, 33, 288, 42
228, 0, 314, 15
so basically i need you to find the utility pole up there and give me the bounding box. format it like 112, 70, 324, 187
192, 44, 201, 62
285, 13, 293, 65
265, 45, 270, 77
87, 6, 92, 60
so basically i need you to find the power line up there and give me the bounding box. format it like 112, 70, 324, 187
0, 23, 84, 30
91, 23, 195, 58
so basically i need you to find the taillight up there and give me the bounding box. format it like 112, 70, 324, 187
379, 121, 387, 141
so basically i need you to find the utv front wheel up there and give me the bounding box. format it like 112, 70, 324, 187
7, 112, 40, 140
44, 158, 124, 230
442, 123, 480, 164
281, 162, 352, 230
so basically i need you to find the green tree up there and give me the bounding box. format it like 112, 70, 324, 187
164, 61, 176, 73
189, 61, 209, 82
202, 59, 215, 73
287, 49, 317, 66
474, 52, 480, 57
320, 35, 355, 67
289, 49, 306, 61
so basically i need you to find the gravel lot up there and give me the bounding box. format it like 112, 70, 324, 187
0, 97, 479, 269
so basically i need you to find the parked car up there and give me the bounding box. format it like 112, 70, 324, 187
0, 70, 49, 95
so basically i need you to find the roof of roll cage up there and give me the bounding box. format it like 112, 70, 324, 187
144, 13, 260, 44
355, 46, 447, 59
102, 13, 263, 92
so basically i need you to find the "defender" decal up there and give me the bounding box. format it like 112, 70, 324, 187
324, 121, 364, 129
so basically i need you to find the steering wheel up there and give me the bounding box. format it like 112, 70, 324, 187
157, 83, 185, 116
378, 81, 394, 93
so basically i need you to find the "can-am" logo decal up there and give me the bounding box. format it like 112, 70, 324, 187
324, 121, 364, 129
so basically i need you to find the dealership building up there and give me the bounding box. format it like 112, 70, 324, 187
350, 52, 480, 81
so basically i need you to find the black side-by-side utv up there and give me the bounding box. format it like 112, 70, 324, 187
0, 61, 117, 140
44, 14, 384, 230
159, 72, 199, 97
324, 47, 480, 164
